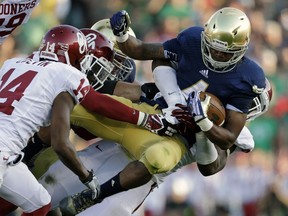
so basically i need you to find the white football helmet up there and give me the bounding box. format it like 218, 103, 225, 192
91, 18, 136, 81
247, 78, 272, 121
201, 7, 251, 72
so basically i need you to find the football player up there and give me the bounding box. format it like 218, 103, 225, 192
0, 0, 40, 44
58, 7, 267, 214
32, 80, 272, 216
109, 7, 266, 148
0, 24, 98, 216
0, 25, 176, 216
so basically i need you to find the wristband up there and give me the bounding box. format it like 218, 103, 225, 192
137, 111, 148, 126
196, 118, 213, 132
80, 170, 93, 184
115, 33, 129, 43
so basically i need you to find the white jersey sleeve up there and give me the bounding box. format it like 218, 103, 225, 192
0, 57, 90, 152
0, 0, 41, 43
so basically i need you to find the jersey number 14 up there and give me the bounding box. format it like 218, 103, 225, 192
0, 68, 37, 115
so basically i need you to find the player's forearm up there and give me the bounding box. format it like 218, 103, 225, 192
113, 81, 142, 102
52, 139, 89, 180
204, 125, 237, 150
118, 36, 165, 60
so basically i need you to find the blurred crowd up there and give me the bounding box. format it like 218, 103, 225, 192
3, 0, 288, 215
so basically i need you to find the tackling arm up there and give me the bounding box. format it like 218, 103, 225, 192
81, 86, 177, 136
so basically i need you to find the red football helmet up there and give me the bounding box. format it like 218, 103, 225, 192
80, 28, 115, 90
91, 19, 135, 81
38, 25, 89, 71
247, 78, 272, 121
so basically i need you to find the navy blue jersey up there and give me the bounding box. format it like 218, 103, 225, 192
162, 26, 265, 113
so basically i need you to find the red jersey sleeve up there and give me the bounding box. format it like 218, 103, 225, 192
80, 86, 140, 124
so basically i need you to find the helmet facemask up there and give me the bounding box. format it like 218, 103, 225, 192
247, 78, 272, 121
108, 50, 134, 81
83, 53, 115, 90
201, 32, 248, 72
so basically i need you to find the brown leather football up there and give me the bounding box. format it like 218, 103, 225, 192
199, 92, 226, 126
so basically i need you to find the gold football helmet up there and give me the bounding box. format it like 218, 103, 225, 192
201, 7, 251, 72
91, 19, 136, 81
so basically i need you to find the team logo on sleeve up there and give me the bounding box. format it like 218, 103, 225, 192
164, 50, 178, 61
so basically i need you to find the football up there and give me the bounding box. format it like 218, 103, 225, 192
199, 92, 226, 126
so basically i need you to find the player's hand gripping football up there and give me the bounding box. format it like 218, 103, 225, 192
80, 169, 100, 200
172, 104, 200, 135
110, 10, 131, 42
187, 91, 213, 132
139, 113, 177, 136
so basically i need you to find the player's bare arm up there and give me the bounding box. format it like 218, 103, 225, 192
113, 81, 142, 102
110, 10, 165, 60
51, 92, 90, 181
205, 110, 247, 150
118, 37, 165, 60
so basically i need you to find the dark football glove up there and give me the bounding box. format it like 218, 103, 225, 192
110, 10, 131, 37
141, 82, 159, 99
172, 104, 201, 134
139, 113, 177, 136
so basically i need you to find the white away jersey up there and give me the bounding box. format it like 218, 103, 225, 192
0, 57, 90, 152
0, 0, 40, 43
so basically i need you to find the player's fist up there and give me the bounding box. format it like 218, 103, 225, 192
140, 113, 177, 136
187, 91, 213, 132
172, 104, 201, 134
110, 10, 131, 38
80, 170, 100, 200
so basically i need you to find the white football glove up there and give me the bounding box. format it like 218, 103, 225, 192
80, 170, 100, 200
187, 91, 213, 132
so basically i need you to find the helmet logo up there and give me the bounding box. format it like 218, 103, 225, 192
85, 33, 97, 50
77, 32, 87, 54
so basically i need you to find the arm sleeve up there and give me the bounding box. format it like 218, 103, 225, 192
153, 66, 186, 106
80, 86, 140, 124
